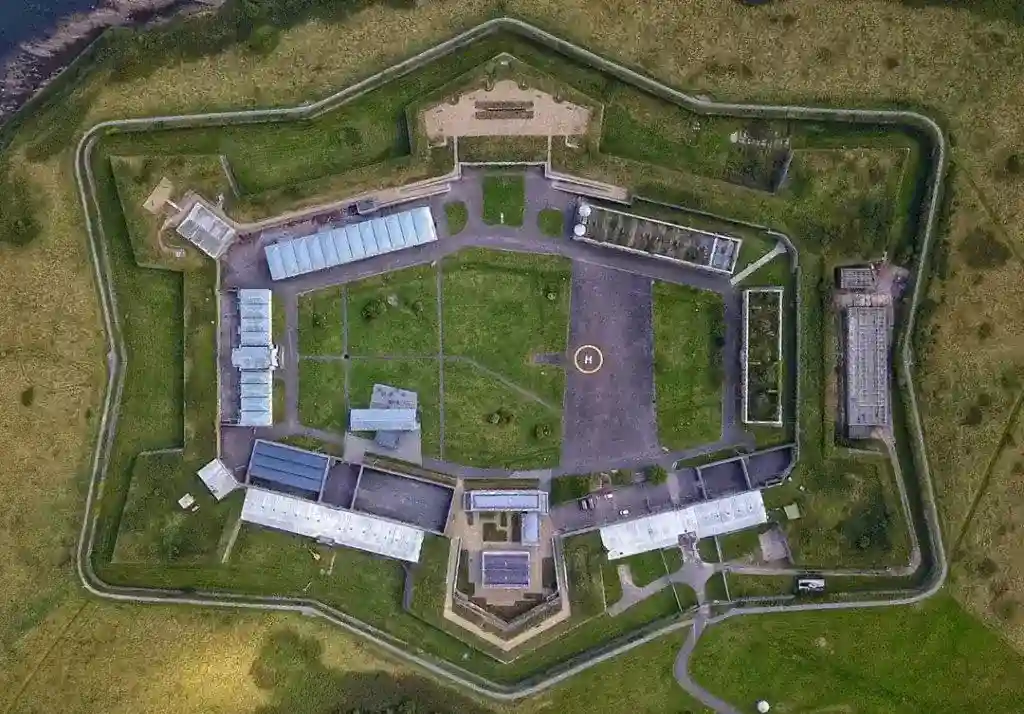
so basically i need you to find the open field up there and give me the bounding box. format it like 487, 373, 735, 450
652, 281, 723, 449
346, 264, 439, 356
348, 358, 442, 458
442, 248, 570, 405
916, 174, 1024, 546
297, 359, 347, 432
442, 360, 560, 469
692, 594, 1024, 713
297, 286, 343, 355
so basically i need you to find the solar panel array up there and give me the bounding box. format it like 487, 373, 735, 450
176, 202, 236, 258
247, 440, 329, 496
481, 551, 531, 588
264, 206, 437, 281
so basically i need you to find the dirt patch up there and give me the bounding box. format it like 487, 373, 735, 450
423, 79, 591, 142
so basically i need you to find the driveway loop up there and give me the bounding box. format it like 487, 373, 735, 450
573, 344, 604, 374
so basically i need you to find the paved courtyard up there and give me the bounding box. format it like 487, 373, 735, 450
561, 262, 660, 472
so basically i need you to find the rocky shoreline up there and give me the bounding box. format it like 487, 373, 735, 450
0, 0, 225, 128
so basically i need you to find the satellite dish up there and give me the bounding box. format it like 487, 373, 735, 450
756, 701, 771, 713
573, 224, 586, 237
578, 203, 592, 218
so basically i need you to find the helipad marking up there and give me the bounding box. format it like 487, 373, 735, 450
573, 344, 604, 374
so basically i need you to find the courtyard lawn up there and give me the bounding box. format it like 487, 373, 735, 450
441, 248, 570, 405
481, 172, 525, 226
347, 358, 442, 458
297, 359, 346, 432
692, 594, 1024, 714
442, 360, 561, 470
622, 550, 670, 587
652, 281, 724, 449
538, 207, 566, 237
297, 286, 343, 356
444, 200, 468, 235
345, 264, 439, 356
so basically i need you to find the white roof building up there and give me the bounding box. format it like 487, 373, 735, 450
232, 289, 277, 427
264, 206, 437, 281
240, 488, 425, 562
600, 490, 767, 560
176, 202, 236, 259
196, 458, 240, 501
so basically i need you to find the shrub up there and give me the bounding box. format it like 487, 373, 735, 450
533, 423, 552, 439
958, 228, 1011, 270
245, 25, 280, 55
962, 405, 983, 427
361, 296, 387, 321
0, 168, 43, 247
646, 464, 669, 485
20, 386, 35, 407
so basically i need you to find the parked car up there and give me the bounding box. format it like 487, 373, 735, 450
603, 492, 615, 500
618, 508, 630, 517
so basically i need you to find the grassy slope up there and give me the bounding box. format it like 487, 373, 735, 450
692, 594, 1024, 714
652, 282, 724, 449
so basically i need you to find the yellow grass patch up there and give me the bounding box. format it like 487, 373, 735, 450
918, 174, 1024, 543
0, 151, 105, 687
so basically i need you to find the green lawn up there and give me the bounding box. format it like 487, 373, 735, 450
622, 550, 670, 587
444, 200, 468, 235
297, 286, 343, 356
442, 360, 561, 469
716, 527, 764, 561
408, 534, 450, 617
692, 594, 1024, 713
348, 358, 441, 458
481, 172, 525, 226
653, 281, 724, 449
297, 359, 346, 432
345, 264, 438, 356
441, 248, 570, 405
538, 207, 565, 237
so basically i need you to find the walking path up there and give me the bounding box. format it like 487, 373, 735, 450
73, 17, 949, 713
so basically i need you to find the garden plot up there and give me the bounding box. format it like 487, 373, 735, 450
743, 288, 784, 425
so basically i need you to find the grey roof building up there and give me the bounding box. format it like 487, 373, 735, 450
176, 202, 236, 258
264, 206, 437, 281
369, 384, 418, 450
839, 266, 876, 291
845, 306, 891, 437
247, 439, 329, 498
349, 408, 419, 433
465, 490, 549, 514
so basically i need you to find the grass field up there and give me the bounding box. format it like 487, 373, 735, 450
348, 358, 442, 458
297, 286, 343, 355
538, 207, 565, 237
442, 360, 561, 469
621, 550, 674, 587
442, 248, 570, 405
444, 200, 468, 235
346, 264, 439, 356
652, 282, 724, 449
692, 594, 1024, 713
481, 173, 525, 226
297, 359, 347, 432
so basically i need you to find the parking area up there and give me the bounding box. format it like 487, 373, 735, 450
321, 461, 360, 509
548, 480, 674, 533
352, 466, 454, 533
747, 445, 795, 487
699, 458, 749, 498
561, 262, 660, 471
